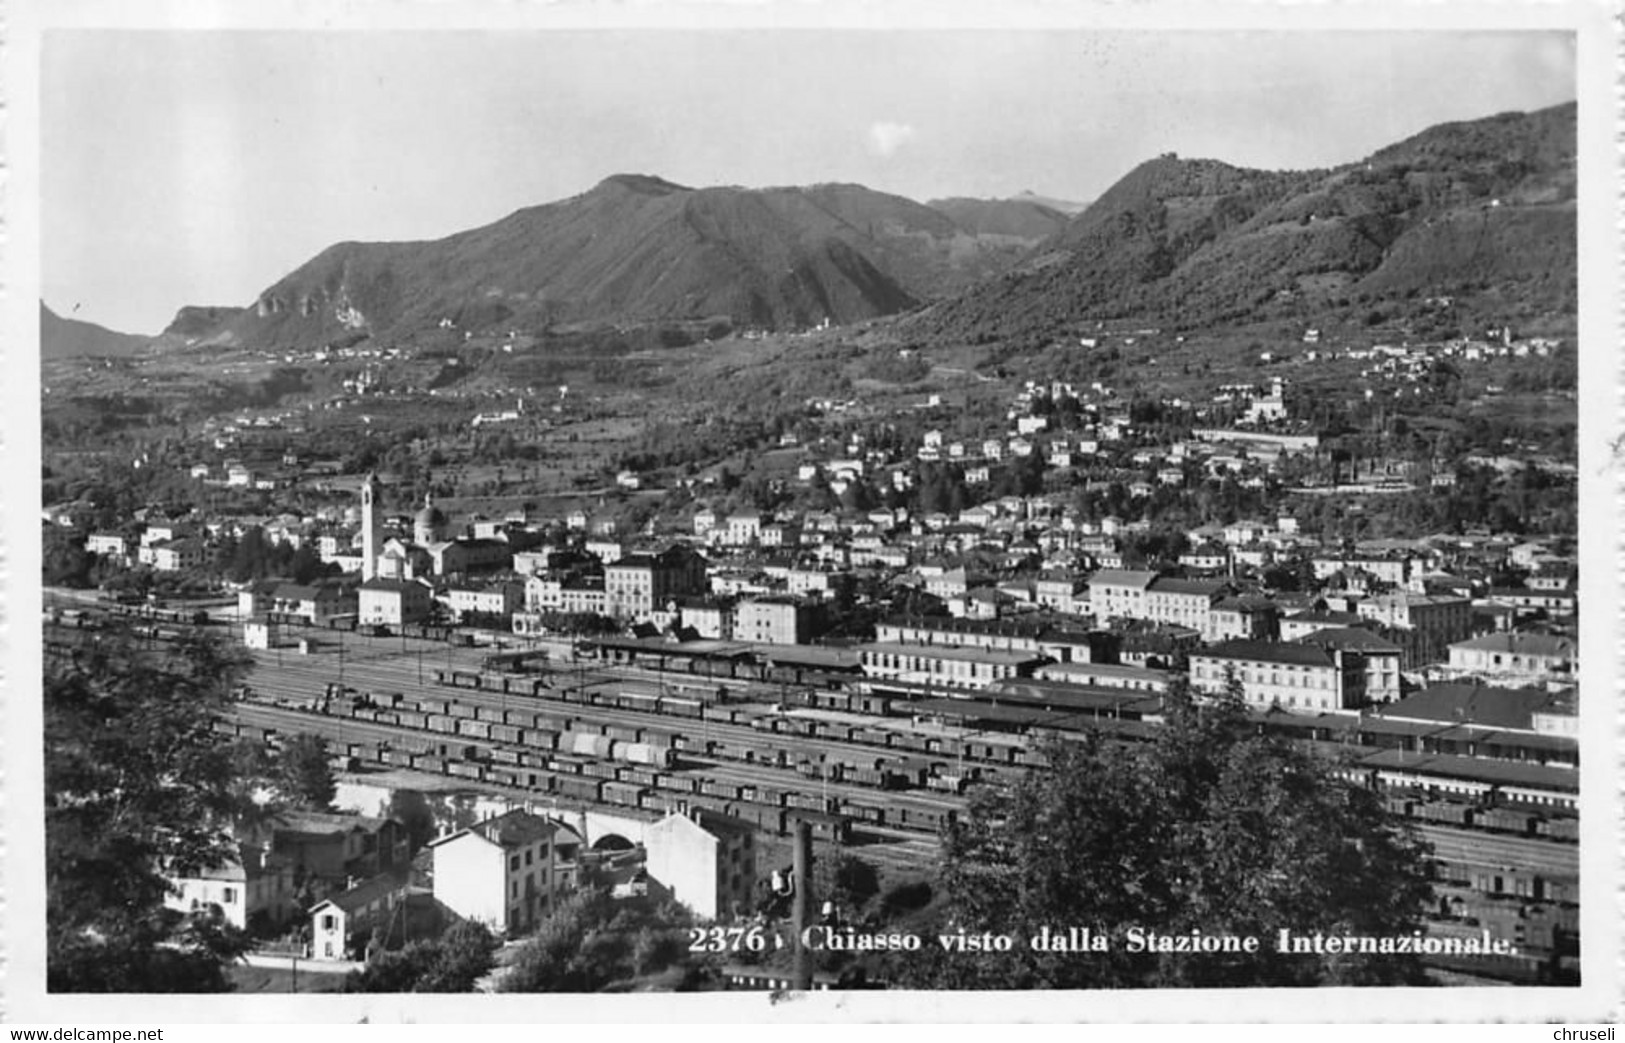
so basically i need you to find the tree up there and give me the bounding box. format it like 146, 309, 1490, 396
901, 678, 1434, 989
276, 733, 337, 811
46, 623, 259, 991
43, 527, 95, 588
389, 789, 438, 855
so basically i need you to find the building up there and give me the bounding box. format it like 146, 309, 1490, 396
1086, 569, 1159, 623
446, 580, 525, 624
1356, 593, 1474, 670
678, 597, 735, 640
85, 532, 131, 560
1279, 609, 1368, 642
269, 810, 411, 890
1144, 577, 1230, 637
858, 641, 1045, 691
724, 513, 766, 547
604, 545, 709, 621
1033, 661, 1171, 693
429, 811, 582, 935
1033, 572, 1086, 614
1207, 595, 1280, 643
1299, 627, 1403, 704
735, 595, 825, 646
1188, 639, 1367, 713
268, 581, 355, 625
427, 538, 513, 577
308, 871, 412, 961
144, 537, 207, 572
644, 810, 757, 922
360, 472, 381, 582
358, 578, 434, 627
1447, 632, 1577, 686
164, 840, 299, 931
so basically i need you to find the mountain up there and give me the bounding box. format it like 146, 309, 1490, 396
1011, 190, 1090, 216
927, 196, 1074, 239
39, 302, 153, 360
911, 102, 1576, 343
186, 175, 1057, 350
164, 305, 246, 343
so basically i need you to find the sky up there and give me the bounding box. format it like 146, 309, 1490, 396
42, 29, 1576, 334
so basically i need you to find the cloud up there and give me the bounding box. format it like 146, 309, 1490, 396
867, 120, 917, 158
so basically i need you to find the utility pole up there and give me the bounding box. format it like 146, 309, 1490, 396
791, 819, 815, 991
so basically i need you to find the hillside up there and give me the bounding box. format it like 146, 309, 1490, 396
926, 196, 1074, 239
182, 175, 1060, 350
910, 102, 1576, 343
39, 302, 153, 360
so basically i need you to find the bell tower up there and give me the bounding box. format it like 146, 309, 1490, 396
361, 472, 380, 581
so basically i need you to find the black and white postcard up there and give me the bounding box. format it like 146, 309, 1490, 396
4, 0, 1620, 1027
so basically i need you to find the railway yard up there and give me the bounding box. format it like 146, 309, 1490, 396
45, 608, 1582, 981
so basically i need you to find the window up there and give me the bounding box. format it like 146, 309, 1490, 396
510, 855, 521, 872
322, 914, 336, 930
512, 880, 519, 898
222, 887, 237, 904
525, 849, 533, 866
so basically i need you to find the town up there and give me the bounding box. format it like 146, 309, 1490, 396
42, 310, 1580, 990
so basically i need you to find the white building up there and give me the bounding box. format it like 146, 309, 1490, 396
428, 811, 581, 935
644, 810, 757, 921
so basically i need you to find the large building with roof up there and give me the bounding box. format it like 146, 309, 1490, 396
1189, 639, 1367, 713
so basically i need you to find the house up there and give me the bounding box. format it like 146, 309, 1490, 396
447, 580, 525, 624
164, 840, 299, 932
1033, 572, 1085, 614
269, 810, 412, 891
1447, 632, 1577, 686
85, 532, 131, 560
644, 810, 757, 921
145, 537, 207, 572
269, 581, 355, 625
358, 578, 434, 627
429, 811, 582, 935
308, 871, 412, 961
724, 513, 766, 547
678, 597, 736, 640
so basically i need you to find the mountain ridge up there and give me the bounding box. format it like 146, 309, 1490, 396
909, 102, 1575, 343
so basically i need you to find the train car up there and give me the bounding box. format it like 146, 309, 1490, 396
602, 780, 646, 808
563, 731, 614, 758
660, 696, 704, 719
555, 775, 604, 804
489, 723, 524, 745
842, 798, 887, 826
1476, 807, 1538, 837
583, 761, 620, 781
613, 742, 675, 769
457, 719, 493, 741
785, 809, 852, 844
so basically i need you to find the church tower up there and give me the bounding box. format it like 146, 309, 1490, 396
361, 472, 380, 581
